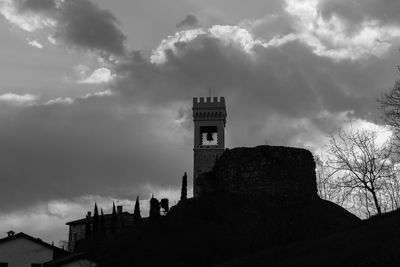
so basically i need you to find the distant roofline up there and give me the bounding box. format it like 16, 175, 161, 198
66, 211, 133, 225
0, 232, 67, 254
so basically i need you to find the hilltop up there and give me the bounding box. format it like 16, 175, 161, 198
76, 193, 360, 266
75, 146, 362, 266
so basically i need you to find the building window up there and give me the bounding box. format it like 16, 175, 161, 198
73, 232, 78, 241
0, 263, 8, 267
31, 264, 41, 267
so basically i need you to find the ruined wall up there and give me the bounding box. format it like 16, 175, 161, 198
203, 145, 317, 200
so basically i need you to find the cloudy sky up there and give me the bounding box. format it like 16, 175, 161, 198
0, 0, 399, 244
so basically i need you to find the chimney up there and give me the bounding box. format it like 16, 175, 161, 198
87, 211, 91, 217
117, 205, 123, 214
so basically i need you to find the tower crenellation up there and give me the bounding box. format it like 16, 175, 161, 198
193, 96, 226, 108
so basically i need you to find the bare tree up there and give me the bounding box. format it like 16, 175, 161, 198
316, 154, 360, 213
380, 80, 400, 142
315, 155, 342, 203
325, 128, 396, 217
376, 74, 400, 212
380, 164, 400, 212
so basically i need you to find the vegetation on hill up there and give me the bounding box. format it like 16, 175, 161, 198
76, 193, 360, 266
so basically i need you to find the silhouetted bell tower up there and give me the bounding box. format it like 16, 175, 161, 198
193, 96, 227, 197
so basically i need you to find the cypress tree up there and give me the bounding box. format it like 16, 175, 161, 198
134, 196, 141, 222
111, 202, 117, 234
149, 195, 160, 219
100, 208, 106, 235
160, 198, 169, 214
93, 203, 99, 234
180, 172, 187, 201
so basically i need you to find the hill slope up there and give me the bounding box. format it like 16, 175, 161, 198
223, 209, 400, 267
76, 145, 362, 266
78, 194, 360, 266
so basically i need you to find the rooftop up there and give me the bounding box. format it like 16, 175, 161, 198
66, 211, 133, 225
0, 232, 68, 256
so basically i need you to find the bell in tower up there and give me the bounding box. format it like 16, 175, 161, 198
199, 125, 218, 146
206, 132, 213, 142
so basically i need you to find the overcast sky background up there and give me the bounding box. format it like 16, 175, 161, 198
0, 0, 400, 244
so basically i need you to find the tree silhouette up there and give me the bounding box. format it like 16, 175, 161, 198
315, 155, 345, 206
134, 196, 141, 222
111, 202, 117, 234
100, 208, 106, 235
180, 172, 187, 201
93, 203, 99, 234
149, 195, 160, 219
325, 128, 397, 217
161, 198, 169, 214
380, 79, 400, 150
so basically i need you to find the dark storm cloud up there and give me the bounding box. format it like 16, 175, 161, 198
54, 0, 126, 55
0, 95, 191, 212
12, 0, 126, 55
113, 25, 399, 146
115, 30, 393, 118
176, 14, 200, 28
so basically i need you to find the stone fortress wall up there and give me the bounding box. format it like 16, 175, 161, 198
198, 145, 317, 200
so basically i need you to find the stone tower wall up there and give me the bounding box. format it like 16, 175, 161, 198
193, 148, 224, 196
193, 96, 227, 197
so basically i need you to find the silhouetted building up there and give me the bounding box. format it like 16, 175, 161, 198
66, 205, 133, 252
192, 96, 227, 197
0, 232, 68, 266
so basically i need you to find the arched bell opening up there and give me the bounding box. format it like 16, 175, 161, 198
200, 126, 218, 146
